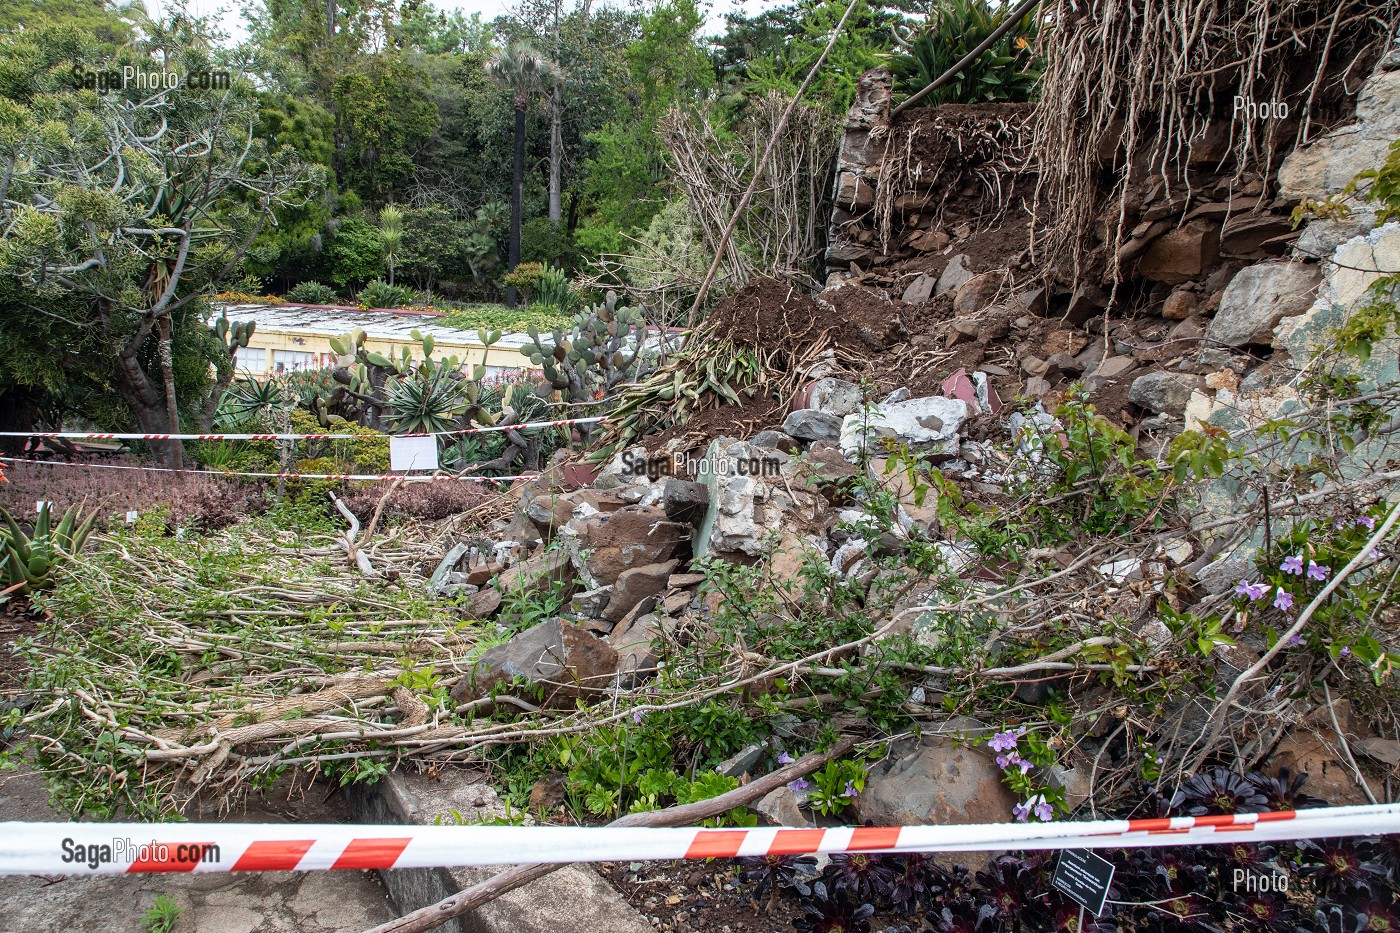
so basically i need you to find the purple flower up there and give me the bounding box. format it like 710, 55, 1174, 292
1288, 634, 1303, 647
1234, 579, 1268, 600
996, 752, 1033, 774
632, 708, 646, 724
1012, 801, 1031, 822
1341, 646, 1352, 657
1034, 799, 1055, 822
1359, 515, 1377, 531
1307, 561, 1330, 581
1280, 555, 1304, 575
1367, 547, 1387, 560
842, 780, 859, 799
776, 751, 795, 766
1273, 588, 1295, 611
989, 728, 1023, 753
788, 778, 811, 793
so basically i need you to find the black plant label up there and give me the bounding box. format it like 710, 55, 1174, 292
1051, 849, 1115, 916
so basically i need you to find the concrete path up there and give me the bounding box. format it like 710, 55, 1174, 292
0, 766, 396, 933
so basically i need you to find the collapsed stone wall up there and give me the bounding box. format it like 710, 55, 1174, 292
819, 55, 1400, 452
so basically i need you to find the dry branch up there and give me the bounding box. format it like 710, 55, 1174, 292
359, 740, 854, 933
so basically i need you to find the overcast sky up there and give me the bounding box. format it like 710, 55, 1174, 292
151, 0, 774, 42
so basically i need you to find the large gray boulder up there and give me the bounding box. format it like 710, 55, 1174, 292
782, 408, 843, 442
1279, 68, 1400, 200
1128, 371, 1206, 416
839, 396, 969, 459
852, 734, 1018, 827
1205, 261, 1320, 347
450, 618, 619, 707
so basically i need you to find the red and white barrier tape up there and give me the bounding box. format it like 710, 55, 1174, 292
6, 804, 1400, 876
0, 457, 539, 484
0, 415, 606, 442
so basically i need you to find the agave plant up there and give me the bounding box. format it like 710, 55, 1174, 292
885, 0, 1042, 107
0, 503, 97, 598
384, 369, 468, 434
219, 376, 294, 426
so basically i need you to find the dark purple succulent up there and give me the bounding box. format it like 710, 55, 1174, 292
974, 855, 1048, 930
926, 861, 973, 909
1223, 891, 1299, 927
1246, 767, 1325, 811
1152, 892, 1212, 929
1365, 835, 1400, 886
740, 852, 819, 906
823, 852, 897, 906
793, 885, 875, 933
1297, 839, 1386, 899
886, 852, 933, 914
1219, 839, 1278, 869
1171, 768, 1269, 816
1128, 847, 1209, 895
1347, 902, 1400, 933
925, 903, 979, 933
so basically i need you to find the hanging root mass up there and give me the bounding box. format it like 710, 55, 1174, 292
1030, 0, 1400, 282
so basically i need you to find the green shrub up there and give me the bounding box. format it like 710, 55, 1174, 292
286, 281, 340, 304
357, 278, 416, 309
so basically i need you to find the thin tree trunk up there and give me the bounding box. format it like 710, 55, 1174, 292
326, 0, 335, 41
548, 83, 563, 227
158, 314, 184, 469
507, 102, 525, 309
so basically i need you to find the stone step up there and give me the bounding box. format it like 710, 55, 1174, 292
346, 770, 652, 933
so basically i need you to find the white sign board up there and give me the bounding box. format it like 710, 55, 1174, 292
389, 435, 439, 472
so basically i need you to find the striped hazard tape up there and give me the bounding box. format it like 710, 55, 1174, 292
6, 804, 1400, 876
0, 457, 540, 483
0, 415, 607, 442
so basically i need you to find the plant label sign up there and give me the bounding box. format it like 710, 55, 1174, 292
1051, 849, 1115, 916
389, 435, 438, 472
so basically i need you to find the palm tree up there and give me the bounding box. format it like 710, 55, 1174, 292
379, 205, 403, 286
486, 43, 561, 308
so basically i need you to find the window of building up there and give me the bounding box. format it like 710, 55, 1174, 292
234, 346, 266, 372
273, 349, 315, 373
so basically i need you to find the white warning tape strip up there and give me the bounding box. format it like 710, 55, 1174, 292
0, 457, 539, 483
0, 415, 607, 442
5, 804, 1400, 876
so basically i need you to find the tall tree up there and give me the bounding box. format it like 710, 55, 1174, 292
0, 19, 318, 465
486, 42, 560, 307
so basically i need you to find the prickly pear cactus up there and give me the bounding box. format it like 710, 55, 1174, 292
521, 291, 655, 405
214, 315, 256, 358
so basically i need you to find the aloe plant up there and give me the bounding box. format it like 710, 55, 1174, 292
0, 503, 97, 597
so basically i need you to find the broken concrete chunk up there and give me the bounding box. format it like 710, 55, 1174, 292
809, 377, 864, 418
839, 396, 969, 460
